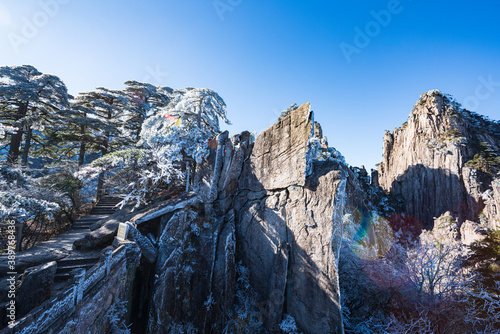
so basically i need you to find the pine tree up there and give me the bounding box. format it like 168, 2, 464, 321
75, 88, 130, 196
466, 229, 500, 290
79, 87, 231, 207
41, 98, 105, 166
167, 87, 230, 135
122, 81, 173, 143
0, 65, 70, 166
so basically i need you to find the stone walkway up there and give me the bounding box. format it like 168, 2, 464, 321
0, 196, 122, 278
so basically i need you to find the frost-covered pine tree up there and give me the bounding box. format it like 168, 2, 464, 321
122, 81, 174, 143
166, 87, 230, 135
0, 165, 60, 223
0, 65, 70, 166
81, 87, 230, 207
74, 87, 134, 196
42, 95, 106, 166
77, 88, 130, 153
140, 88, 229, 162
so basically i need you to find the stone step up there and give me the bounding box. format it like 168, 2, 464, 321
98, 198, 122, 202
73, 221, 96, 225
78, 215, 108, 219
72, 222, 93, 227
56, 263, 96, 274
71, 220, 105, 227
93, 206, 119, 210
72, 224, 92, 229
74, 218, 101, 223
94, 205, 119, 208
75, 216, 102, 220
57, 255, 101, 267
71, 226, 90, 230
55, 256, 100, 282
90, 210, 115, 218
89, 209, 115, 214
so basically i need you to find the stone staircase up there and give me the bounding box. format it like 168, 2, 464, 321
71, 196, 122, 230
54, 252, 102, 282
55, 196, 122, 282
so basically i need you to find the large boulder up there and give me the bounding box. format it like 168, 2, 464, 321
145, 103, 372, 333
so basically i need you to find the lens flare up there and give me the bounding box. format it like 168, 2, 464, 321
345, 207, 395, 261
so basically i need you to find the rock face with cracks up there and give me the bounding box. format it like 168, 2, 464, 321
235, 104, 343, 332
146, 103, 354, 333
377, 90, 500, 230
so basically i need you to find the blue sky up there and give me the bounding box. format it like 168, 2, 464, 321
1, 0, 499, 169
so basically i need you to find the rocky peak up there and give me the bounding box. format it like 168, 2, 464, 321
146, 103, 358, 334
241, 102, 314, 191
377, 90, 500, 229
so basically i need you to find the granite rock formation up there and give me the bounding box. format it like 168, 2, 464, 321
377, 90, 500, 230
145, 103, 362, 333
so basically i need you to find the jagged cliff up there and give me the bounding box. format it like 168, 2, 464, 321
377, 90, 500, 231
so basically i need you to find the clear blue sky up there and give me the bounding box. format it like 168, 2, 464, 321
1, 0, 499, 169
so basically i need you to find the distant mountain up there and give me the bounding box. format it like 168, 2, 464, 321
376, 90, 500, 233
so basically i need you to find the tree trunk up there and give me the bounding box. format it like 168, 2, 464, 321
21, 126, 32, 166
7, 103, 28, 165
78, 113, 87, 167
185, 160, 191, 193
96, 125, 110, 200
97, 173, 104, 200
7, 129, 23, 165
78, 142, 86, 167
97, 147, 107, 200
78, 122, 86, 167
15, 223, 24, 252
197, 104, 202, 128
97, 107, 112, 200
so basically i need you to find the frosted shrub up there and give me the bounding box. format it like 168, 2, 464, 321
0, 166, 60, 223
279, 314, 301, 334
105, 298, 131, 334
